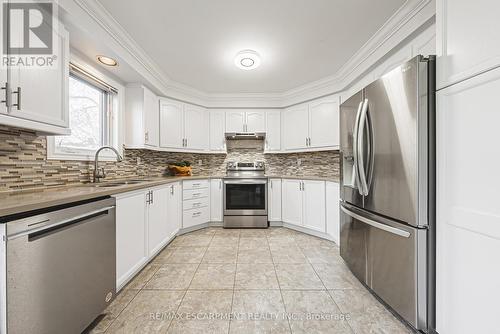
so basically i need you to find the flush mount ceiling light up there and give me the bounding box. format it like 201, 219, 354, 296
96, 55, 118, 67
234, 50, 261, 70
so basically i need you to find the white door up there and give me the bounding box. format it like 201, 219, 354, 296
437, 0, 500, 89
115, 191, 148, 289
226, 111, 245, 132
436, 68, 500, 334
8, 24, 69, 127
209, 110, 226, 151
325, 182, 340, 244
282, 179, 303, 226
268, 178, 282, 222
302, 180, 326, 232
265, 110, 281, 152
167, 182, 182, 238
246, 110, 266, 132
147, 186, 169, 256
143, 87, 159, 148
309, 98, 339, 149
210, 179, 223, 222
283, 104, 309, 150
184, 105, 208, 150
159, 99, 184, 149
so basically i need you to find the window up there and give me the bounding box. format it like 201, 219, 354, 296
49, 63, 121, 160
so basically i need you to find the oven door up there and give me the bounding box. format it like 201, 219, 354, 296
224, 179, 267, 216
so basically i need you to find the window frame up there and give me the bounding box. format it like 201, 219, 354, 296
48, 59, 124, 161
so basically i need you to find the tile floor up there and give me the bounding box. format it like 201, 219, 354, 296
91, 227, 413, 334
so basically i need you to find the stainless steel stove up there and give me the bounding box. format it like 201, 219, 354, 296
223, 161, 268, 228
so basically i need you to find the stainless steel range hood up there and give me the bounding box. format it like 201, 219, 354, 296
225, 132, 266, 139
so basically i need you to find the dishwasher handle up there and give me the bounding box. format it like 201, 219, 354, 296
7, 206, 115, 241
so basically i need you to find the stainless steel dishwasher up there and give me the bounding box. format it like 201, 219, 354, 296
5, 197, 116, 334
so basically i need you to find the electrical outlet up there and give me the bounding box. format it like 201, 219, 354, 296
297, 158, 302, 166
136, 157, 141, 166
198, 159, 203, 166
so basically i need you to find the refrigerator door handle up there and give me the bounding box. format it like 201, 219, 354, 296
357, 98, 370, 196
341, 205, 411, 238
353, 101, 364, 195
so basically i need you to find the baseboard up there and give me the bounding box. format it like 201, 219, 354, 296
282, 222, 339, 245
269, 221, 283, 227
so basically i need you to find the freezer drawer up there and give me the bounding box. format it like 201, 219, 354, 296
340, 203, 427, 331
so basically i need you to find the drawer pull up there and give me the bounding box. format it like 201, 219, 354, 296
192, 193, 201, 197
193, 202, 202, 207
192, 212, 202, 217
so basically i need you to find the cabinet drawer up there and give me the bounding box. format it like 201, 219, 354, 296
183, 188, 209, 200
183, 197, 209, 211
183, 180, 209, 190
183, 206, 210, 228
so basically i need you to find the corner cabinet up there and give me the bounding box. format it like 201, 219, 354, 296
125, 85, 159, 148
0, 20, 70, 135
283, 96, 339, 152
158, 97, 209, 152
264, 110, 281, 153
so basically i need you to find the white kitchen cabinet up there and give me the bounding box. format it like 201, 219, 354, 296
302, 180, 326, 232
437, 0, 500, 89
209, 110, 226, 152
159, 98, 184, 149
158, 97, 208, 152
268, 178, 282, 222
114, 190, 148, 289
125, 85, 159, 148
436, 67, 500, 334
326, 182, 340, 244
283, 104, 309, 150
166, 182, 182, 238
184, 104, 209, 151
265, 110, 281, 153
246, 110, 266, 132
147, 186, 170, 256
0, 22, 69, 135
182, 179, 210, 229
225, 110, 265, 133
282, 179, 303, 225
309, 98, 339, 149
210, 179, 223, 222
226, 110, 246, 132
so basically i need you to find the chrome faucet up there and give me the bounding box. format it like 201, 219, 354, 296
93, 146, 123, 183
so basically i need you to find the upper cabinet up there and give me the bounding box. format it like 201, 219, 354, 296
125, 85, 159, 148
437, 0, 500, 89
265, 110, 281, 153
0, 15, 69, 135
157, 97, 208, 152
283, 97, 339, 152
209, 110, 226, 152
225, 110, 265, 132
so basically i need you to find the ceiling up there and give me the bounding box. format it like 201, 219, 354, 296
96, 0, 407, 94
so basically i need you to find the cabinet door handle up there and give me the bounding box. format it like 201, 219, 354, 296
146, 191, 150, 204
1, 82, 10, 107
145, 132, 149, 142
219, 180, 222, 189
12, 87, 21, 110
170, 185, 174, 194
185, 138, 188, 147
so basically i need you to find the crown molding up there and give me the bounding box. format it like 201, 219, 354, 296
62, 0, 435, 108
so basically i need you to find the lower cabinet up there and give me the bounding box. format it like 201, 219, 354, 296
114, 183, 181, 290
210, 179, 223, 222
282, 179, 326, 232
325, 182, 340, 244
268, 179, 282, 222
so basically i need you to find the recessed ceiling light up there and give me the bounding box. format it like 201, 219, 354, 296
96, 55, 118, 67
234, 50, 261, 70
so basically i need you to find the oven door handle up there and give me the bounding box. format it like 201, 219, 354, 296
223, 180, 268, 185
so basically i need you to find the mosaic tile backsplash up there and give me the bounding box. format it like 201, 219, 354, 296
0, 126, 339, 192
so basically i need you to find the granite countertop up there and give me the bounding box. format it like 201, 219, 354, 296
0, 175, 338, 219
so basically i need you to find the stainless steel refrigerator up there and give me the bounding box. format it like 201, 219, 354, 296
339, 55, 436, 333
